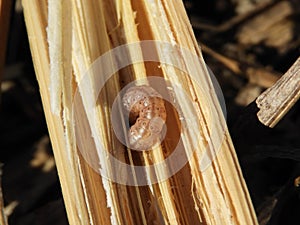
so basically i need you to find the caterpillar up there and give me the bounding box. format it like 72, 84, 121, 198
122, 85, 167, 151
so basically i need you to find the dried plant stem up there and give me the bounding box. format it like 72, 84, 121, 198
0, 166, 8, 225
257, 57, 300, 127
23, 0, 258, 224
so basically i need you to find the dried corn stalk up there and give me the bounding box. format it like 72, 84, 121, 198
22, 0, 258, 225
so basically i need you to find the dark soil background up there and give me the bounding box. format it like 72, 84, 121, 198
1, 0, 300, 224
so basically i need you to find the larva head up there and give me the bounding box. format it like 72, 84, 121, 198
128, 122, 152, 150
129, 119, 149, 137
128, 128, 161, 151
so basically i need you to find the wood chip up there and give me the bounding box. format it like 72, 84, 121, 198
256, 57, 300, 127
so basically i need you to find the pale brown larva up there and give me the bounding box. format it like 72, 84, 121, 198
122, 85, 167, 150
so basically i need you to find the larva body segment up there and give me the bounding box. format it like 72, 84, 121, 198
122, 85, 167, 150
